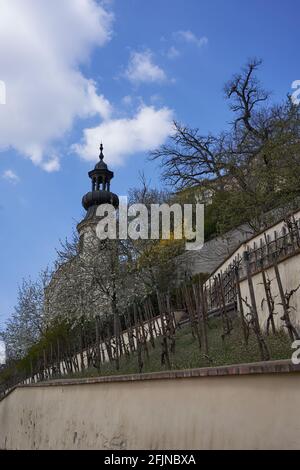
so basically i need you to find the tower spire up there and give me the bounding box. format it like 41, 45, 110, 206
99, 143, 104, 161
80, 141, 119, 217
77, 141, 119, 251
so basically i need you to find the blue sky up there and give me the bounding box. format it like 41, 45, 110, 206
0, 0, 299, 333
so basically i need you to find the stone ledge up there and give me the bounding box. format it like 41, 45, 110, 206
13, 359, 300, 390
1, 359, 298, 402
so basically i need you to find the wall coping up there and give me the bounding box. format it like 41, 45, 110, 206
1, 359, 299, 402
17, 359, 300, 386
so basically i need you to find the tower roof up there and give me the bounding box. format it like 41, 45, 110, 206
94, 143, 108, 170
81, 143, 119, 218
88, 143, 113, 179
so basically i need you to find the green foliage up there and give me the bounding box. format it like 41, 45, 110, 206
0, 320, 72, 382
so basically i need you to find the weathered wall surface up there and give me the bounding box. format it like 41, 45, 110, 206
208, 209, 300, 279
1, 361, 300, 450
240, 252, 300, 329
203, 209, 300, 331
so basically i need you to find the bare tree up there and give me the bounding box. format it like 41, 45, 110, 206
151, 59, 300, 233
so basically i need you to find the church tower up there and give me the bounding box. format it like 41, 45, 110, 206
77, 144, 119, 251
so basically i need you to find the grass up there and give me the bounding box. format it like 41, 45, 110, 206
67, 317, 293, 379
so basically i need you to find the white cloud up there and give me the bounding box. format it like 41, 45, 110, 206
174, 30, 208, 48
42, 156, 61, 173
124, 50, 167, 84
2, 169, 20, 184
166, 46, 180, 59
0, 0, 114, 171
122, 95, 133, 106
74, 105, 174, 166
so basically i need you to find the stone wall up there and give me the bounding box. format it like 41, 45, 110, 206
175, 224, 254, 282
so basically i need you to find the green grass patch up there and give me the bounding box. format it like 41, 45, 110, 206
67, 317, 292, 379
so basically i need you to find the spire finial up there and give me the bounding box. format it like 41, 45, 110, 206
99, 143, 104, 161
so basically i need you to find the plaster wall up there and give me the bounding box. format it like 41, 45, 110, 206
1, 366, 300, 450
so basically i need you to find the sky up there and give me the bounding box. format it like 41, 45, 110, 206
0, 0, 299, 359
